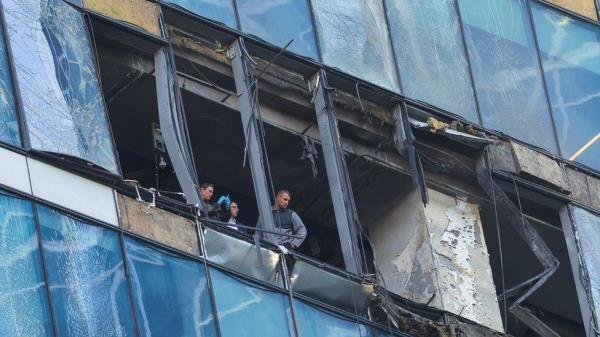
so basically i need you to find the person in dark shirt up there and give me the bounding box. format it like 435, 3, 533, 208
257, 190, 307, 249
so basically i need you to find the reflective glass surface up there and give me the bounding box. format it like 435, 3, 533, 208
293, 299, 362, 337
126, 238, 217, 337
0, 19, 20, 146
386, 0, 478, 123
0, 192, 52, 337
458, 0, 558, 153
210, 268, 293, 337
311, 0, 400, 92
164, 0, 237, 28
532, 3, 600, 170
38, 205, 136, 337
2, 0, 118, 172
237, 0, 319, 59
570, 206, 600, 331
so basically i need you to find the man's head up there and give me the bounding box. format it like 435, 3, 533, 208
229, 201, 239, 219
199, 183, 214, 202
276, 190, 291, 209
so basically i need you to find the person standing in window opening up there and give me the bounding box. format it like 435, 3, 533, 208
225, 201, 245, 233
198, 182, 228, 220
257, 190, 307, 250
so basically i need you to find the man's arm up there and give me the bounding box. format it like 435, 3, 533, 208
290, 212, 307, 248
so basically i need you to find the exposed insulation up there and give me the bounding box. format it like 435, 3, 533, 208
84, 0, 161, 36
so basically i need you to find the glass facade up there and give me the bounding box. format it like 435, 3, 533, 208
126, 237, 217, 337
0, 192, 52, 337
532, 3, 600, 170
294, 299, 362, 337
237, 0, 319, 59
386, 0, 479, 123
311, 0, 400, 92
0, 18, 20, 146
164, 0, 238, 28
38, 205, 136, 337
2, 0, 118, 173
210, 268, 293, 337
458, 0, 558, 154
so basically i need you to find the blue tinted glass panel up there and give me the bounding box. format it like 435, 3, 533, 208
164, 0, 237, 28
0, 20, 20, 146
458, 0, 558, 153
386, 0, 479, 123
237, 0, 319, 59
293, 299, 361, 337
2, 0, 118, 172
0, 192, 52, 337
532, 3, 600, 170
126, 238, 217, 337
38, 205, 135, 337
311, 0, 399, 92
210, 268, 292, 337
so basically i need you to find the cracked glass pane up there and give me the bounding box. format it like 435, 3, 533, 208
163, 0, 237, 28
0, 17, 19, 146
237, 0, 319, 60
2, 0, 118, 173
293, 299, 362, 337
532, 3, 600, 170
311, 0, 400, 92
386, 0, 479, 123
458, 0, 558, 154
210, 268, 293, 337
125, 237, 217, 337
38, 205, 136, 337
0, 192, 52, 337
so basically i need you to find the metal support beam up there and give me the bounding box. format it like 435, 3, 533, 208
309, 69, 364, 275
229, 38, 276, 234
154, 47, 202, 206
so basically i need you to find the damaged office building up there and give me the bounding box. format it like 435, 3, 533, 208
0, 0, 599, 336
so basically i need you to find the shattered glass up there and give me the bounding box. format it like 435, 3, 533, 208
293, 299, 362, 337
164, 0, 238, 28
2, 0, 118, 173
237, 0, 319, 59
458, 0, 558, 154
311, 0, 400, 92
385, 0, 479, 123
532, 3, 600, 170
0, 192, 52, 337
126, 237, 217, 337
38, 205, 136, 337
570, 206, 600, 331
0, 19, 20, 146
210, 268, 293, 337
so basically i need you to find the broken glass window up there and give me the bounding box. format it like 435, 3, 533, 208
38, 205, 136, 337
210, 268, 293, 337
0, 192, 52, 337
458, 0, 558, 154
237, 0, 319, 60
0, 17, 19, 146
385, 0, 479, 123
311, 0, 400, 92
125, 237, 218, 337
163, 0, 238, 28
293, 299, 362, 337
2, 0, 118, 173
532, 3, 600, 170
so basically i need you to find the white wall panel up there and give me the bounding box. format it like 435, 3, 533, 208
0, 147, 31, 194
27, 158, 118, 226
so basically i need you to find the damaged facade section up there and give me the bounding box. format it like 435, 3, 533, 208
371, 188, 503, 332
